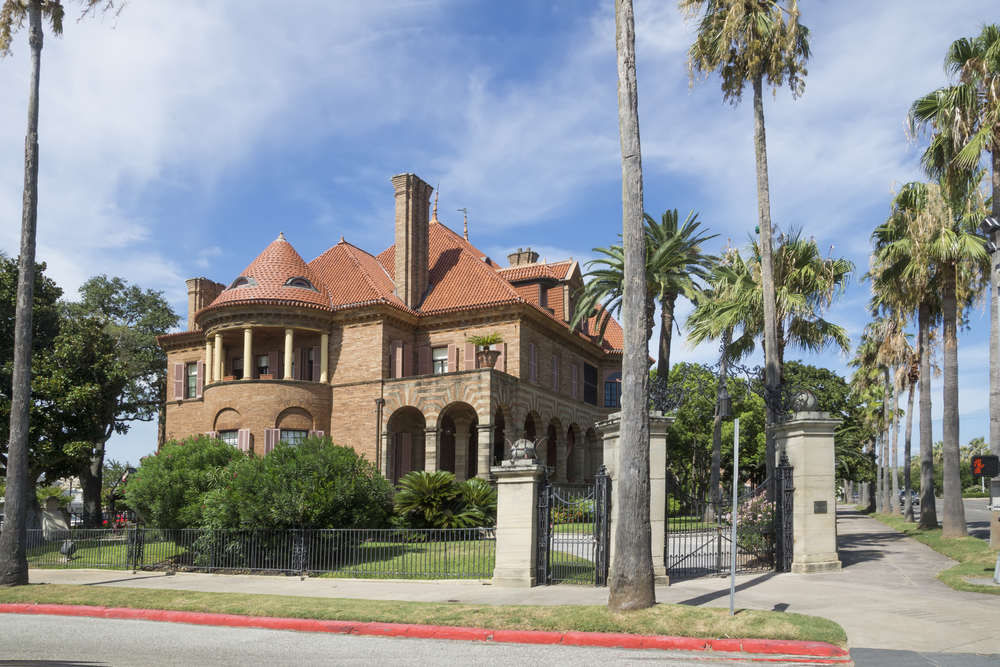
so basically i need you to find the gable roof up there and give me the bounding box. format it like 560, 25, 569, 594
309, 239, 411, 312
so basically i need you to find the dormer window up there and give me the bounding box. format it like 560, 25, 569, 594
284, 276, 317, 291
229, 276, 257, 289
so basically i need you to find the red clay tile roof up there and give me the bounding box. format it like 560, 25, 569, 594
497, 263, 559, 282
309, 240, 411, 312
547, 260, 575, 281
199, 235, 332, 315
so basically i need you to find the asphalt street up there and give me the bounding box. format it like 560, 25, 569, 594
903, 497, 992, 541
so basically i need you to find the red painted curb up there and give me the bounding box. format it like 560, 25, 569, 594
0, 604, 849, 659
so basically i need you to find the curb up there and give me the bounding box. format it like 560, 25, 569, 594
0, 604, 851, 662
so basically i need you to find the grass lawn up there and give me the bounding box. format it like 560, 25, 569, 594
858, 507, 999, 596
0, 584, 847, 646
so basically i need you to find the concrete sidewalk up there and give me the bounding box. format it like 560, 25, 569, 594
28, 506, 1000, 655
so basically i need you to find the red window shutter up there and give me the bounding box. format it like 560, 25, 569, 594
312, 346, 321, 381
308, 430, 324, 438
196, 360, 204, 398
292, 347, 302, 380
400, 432, 412, 477
173, 363, 184, 400
390, 340, 402, 378
268, 351, 280, 378
464, 343, 475, 370
495, 343, 505, 373
403, 344, 413, 377
205, 431, 219, 439
418, 346, 431, 375
264, 428, 278, 454
447, 344, 457, 373
237, 429, 250, 452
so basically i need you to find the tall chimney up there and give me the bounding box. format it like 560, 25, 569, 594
185, 277, 226, 330
392, 173, 434, 309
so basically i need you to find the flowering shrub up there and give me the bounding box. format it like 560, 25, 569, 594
551, 497, 595, 525
724, 493, 775, 553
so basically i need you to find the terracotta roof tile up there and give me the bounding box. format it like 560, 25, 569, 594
547, 260, 574, 280
310, 240, 410, 312
497, 263, 559, 282
200, 235, 332, 316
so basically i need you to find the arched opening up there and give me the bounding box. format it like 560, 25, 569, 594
440, 401, 479, 481
586, 427, 600, 480
566, 425, 578, 482
546, 424, 558, 470
386, 407, 426, 485
276, 407, 314, 446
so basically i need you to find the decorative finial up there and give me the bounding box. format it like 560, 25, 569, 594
278, 232, 286, 241
432, 186, 439, 222
340, 236, 345, 243
458, 207, 468, 241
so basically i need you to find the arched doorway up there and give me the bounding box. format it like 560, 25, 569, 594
386, 407, 426, 485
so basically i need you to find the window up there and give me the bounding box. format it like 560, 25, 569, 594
186, 362, 198, 398
218, 430, 238, 447
551, 355, 560, 391
528, 343, 537, 382
284, 276, 317, 290
572, 365, 578, 399
432, 347, 448, 374
232, 357, 244, 380
256, 354, 269, 377
280, 429, 308, 446
229, 276, 257, 289
583, 363, 598, 406
604, 371, 622, 408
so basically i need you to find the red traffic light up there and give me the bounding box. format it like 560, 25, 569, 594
971, 455, 999, 478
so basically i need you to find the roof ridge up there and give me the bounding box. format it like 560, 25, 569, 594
430, 223, 524, 303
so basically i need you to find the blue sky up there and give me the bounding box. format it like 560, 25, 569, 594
0, 0, 996, 466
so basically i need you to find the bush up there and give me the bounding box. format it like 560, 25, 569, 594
393, 471, 497, 529
124, 436, 238, 529
201, 436, 393, 530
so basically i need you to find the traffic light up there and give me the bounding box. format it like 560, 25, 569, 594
971, 455, 999, 478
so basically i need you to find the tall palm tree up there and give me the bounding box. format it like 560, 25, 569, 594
681, 0, 810, 490
644, 209, 716, 379
0, 0, 126, 588
573, 244, 656, 348
608, 0, 654, 612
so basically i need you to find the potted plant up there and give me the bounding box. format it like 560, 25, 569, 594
467, 332, 503, 369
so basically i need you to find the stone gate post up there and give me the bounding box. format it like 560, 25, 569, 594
490, 459, 546, 587
773, 411, 842, 574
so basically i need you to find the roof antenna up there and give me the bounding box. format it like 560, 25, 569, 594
432, 186, 439, 223
457, 207, 469, 241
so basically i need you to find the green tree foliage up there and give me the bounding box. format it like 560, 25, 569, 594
202, 437, 393, 530
393, 471, 497, 529
124, 436, 237, 530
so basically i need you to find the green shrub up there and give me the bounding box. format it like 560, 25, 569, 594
201, 437, 393, 530
124, 436, 238, 529
393, 471, 496, 529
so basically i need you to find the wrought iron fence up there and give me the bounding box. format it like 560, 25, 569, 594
25, 527, 496, 580
537, 466, 609, 586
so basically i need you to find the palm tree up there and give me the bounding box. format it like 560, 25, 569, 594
681, 0, 810, 491
607, 0, 654, 612
644, 209, 716, 379
572, 244, 656, 347
0, 0, 126, 588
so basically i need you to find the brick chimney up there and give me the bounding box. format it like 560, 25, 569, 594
185, 277, 226, 330
507, 247, 539, 267
392, 173, 434, 309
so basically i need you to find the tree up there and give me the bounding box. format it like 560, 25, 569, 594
572, 244, 656, 346
682, 0, 810, 494
644, 209, 716, 379
607, 0, 654, 613
64, 276, 179, 528
0, 0, 129, 587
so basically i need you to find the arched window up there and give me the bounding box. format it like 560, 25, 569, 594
229, 276, 257, 289
284, 276, 317, 291
604, 371, 622, 408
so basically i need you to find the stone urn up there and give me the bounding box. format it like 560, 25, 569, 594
476, 349, 501, 369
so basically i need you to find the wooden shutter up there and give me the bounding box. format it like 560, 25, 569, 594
264, 428, 279, 454
308, 429, 324, 438
267, 351, 280, 378
495, 343, 505, 373
418, 346, 431, 375
205, 431, 219, 439
403, 344, 413, 377
400, 432, 412, 477
173, 363, 184, 400
312, 346, 321, 382
464, 343, 475, 370
447, 344, 458, 373
196, 360, 204, 398
292, 347, 301, 380
237, 429, 250, 452
390, 340, 402, 378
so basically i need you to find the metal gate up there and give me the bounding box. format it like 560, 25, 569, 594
537, 465, 610, 586
665, 460, 793, 579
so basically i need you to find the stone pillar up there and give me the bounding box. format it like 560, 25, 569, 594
283, 329, 294, 380
214, 333, 224, 383
381, 430, 392, 479
205, 341, 214, 384
596, 411, 672, 586
454, 420, 471, 482
478, 422, 494, 480
424, 427, 439, 472
774, 411, 843, 574
491, 461, 546, 587
990, 479, 1000, 549
320, 333, 329, 383
243, 328, 253, 379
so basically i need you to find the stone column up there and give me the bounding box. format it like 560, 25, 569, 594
454, 420, 471, 482
205, 341, 214, 384
320, 333, 329, 383
596, 410, 672, 586
381, 430, 392, 479
991, 479, 1000, 549
773, 411, 843, 574
243, 328, 253, 379
477, 422, 494, 480
283, 329, 293, 380
491, 461, 546, 587
424, 427, 439, 472
214, 333, 224, 383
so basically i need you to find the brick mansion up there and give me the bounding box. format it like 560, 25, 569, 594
157, 173, 624, 484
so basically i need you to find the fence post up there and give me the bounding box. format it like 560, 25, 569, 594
490, 460, 547, 587
776, 457, 794, 572
594, 465, 610, 586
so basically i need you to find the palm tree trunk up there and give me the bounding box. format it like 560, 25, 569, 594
882, 366, 892, 514
0, 0, 43, 588
752, 73, 780, 498
918, 301, 938, 528
891, 371, 901, 516
941, 263, 968, 538
875, 436, 883, 513
708, 329, 731, 518
903, 380, 916, 522
656, 292, 677, 379
990, 148, 1000, 548
608, 0, 654, 612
